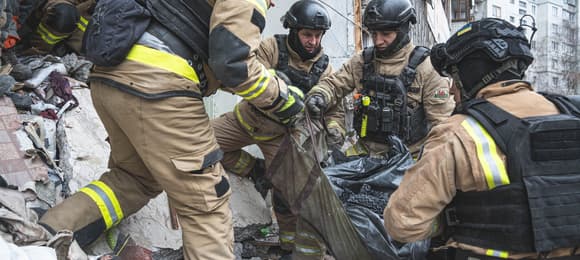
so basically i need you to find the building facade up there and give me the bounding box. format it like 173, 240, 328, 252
450, 0, 579, 94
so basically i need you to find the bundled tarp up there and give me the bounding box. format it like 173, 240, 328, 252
268, 119, 429, 259
325, 136, 429, 259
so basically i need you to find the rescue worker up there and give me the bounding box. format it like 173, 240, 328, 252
17, 0, 94, 55
38, 0, 304, 259
305, 0, 454, 158
211, 0, 340, 255
298, 0, 453, 258
385, 18, 580, 259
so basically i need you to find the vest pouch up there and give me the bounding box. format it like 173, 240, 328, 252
523, 115, 580, 252
82, 0, 151, 66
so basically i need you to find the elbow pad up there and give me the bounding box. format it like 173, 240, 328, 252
208, 25, 250, 87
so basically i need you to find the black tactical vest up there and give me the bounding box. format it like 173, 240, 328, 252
445, 93, 580, 253
353, 46, 430, 144
144, 0, 209, 94
274, 35, 329, 93
145, 0, 211, 60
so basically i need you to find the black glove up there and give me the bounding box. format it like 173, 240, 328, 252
305, 94, 327, 120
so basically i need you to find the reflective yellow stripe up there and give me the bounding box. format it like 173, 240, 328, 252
246, 0, 267, 17
235, 104, 255, 132
237, 66, 271, 101
77, 16, 88, 32
278, 92, 297, 112
461, 117, 510, 189
231, 151, 253, 175
126, 44, 199, 83
37, 23, 67, 45
92, 181, 124, 223
79, 181, 124, 229
486, 249, 509, 258
234, 104, 279, 141
280, 231, 296, 243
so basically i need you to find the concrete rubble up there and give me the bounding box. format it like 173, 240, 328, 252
0, 55, 281, 259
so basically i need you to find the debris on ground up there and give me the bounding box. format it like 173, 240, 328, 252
0, 54, 285, 259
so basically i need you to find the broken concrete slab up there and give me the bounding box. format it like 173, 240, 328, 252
229, 174, 272, 242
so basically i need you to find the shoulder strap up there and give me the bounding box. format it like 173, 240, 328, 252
539, 92, 580, 118
308, 54, 329, 85
400, 46, 430, 89
274, 34, 289, 72
361, 47, 374, 84
455, 98, 524, 157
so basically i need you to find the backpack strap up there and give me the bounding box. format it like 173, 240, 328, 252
400, 46, 430, 92
274, 34, 289, 72
360, 47, 375, 85
539, 92, 580, 118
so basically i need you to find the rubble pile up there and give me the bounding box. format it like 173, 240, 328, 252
0, 54, 284, 259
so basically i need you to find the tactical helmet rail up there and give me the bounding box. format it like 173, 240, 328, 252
431, 18, 534, 100
282, 0, 331, 30
363, 0, 416, 57
363, 0, 416, 31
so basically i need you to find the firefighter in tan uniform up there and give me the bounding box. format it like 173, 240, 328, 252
211, 0, 341, 255
38, 0, 304, 259
305, 0, 454, 158
385, 18, 580, 260
19, 0, 94, 54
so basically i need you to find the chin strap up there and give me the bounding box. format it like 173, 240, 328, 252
451, 59, 521, 100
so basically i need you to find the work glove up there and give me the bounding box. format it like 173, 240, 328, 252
305, 93, 326, 120
274, 85, 304, 126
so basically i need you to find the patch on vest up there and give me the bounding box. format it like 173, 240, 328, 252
433, 87, 450, 99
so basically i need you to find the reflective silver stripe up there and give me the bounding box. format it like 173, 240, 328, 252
462, 117, 509, 189
236, 66, 271, 101
295, 245, 322, 255
297, 231, 318, 241
86, 183, 121, 225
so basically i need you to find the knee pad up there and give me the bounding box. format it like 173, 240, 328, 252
45, 3, 80, 34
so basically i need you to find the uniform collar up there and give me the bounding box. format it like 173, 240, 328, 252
373, 42, 413, 64
476, 80, 534, 99
286, 37, 325, 63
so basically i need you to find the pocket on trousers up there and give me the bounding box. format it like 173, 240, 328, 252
169, 149, 230, 212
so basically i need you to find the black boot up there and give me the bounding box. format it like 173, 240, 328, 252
247, 159, 272, 198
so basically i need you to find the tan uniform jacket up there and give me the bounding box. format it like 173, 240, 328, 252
92, 0, 289, 115
235, 36, 345, 137
384, 81, 578, 259
310, 43, 454, 152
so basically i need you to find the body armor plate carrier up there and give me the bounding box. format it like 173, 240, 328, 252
144, 0, 209, 94
145, 0, 211, 60
354, 46, 430, 144
274, 34, 329, 93
445, 93, 580, 252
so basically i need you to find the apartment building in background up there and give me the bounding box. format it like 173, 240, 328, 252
449, 0, 579, 94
